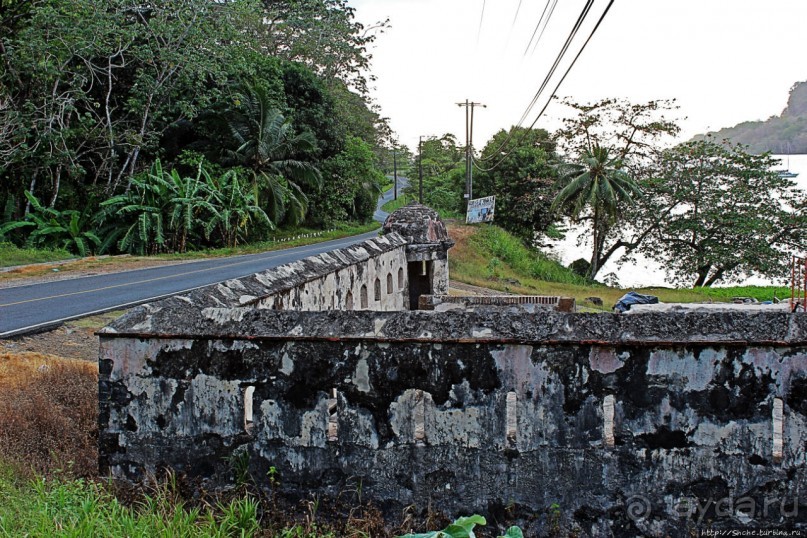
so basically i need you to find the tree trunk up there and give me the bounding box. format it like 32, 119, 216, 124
49, 164, 63, 208
692, 266, 711, 288
588, 204, 600, 279
24, 172, 38, 215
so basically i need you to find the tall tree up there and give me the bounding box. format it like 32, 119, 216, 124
631, 138, 806, 287
309, 136, 384, 225
475, 127, 558, 243
552, 98, 681, 278
551, 145, 642, 278
408, 135, 465, 213
260, 0, 388, 95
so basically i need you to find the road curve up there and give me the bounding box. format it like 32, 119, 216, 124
0, 230, 383, 337
1, 180, 413, 338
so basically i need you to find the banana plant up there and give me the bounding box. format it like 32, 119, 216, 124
204, 168, 272, 248
0, 191, 99, 256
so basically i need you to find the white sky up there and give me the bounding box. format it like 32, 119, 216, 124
349, 0, 807, 153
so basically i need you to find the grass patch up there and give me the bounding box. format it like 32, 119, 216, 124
0, 467, 264, 537
0, 461, 401, 537
0, 242, 74, 268
381, 194, 413, 213
469, 225, 589, 286
693, 285, 790, 303
448, 223, 791, 310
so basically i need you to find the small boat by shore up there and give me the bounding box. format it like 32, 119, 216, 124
777, 169, 799, 178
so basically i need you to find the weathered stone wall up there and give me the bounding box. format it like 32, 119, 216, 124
250, 234, 409, 312
126, 233, 410, 316
99, 307, 807, 535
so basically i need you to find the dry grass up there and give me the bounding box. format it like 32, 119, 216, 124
0, 352, 98, 478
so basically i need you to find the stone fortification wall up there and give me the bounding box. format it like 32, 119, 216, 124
99, 306, 807, 535
117, 233, 410, 317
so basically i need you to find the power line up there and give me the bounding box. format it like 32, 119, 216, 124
477, 0, 486, 45
528, 0, 559, 56
523, 0, 555, 56
504, 0, 526, 50
473, 0, 616, 173
512, 0, 524, 27
478, 0, 596, 163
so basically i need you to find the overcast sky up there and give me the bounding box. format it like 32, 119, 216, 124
349, 0, 807, 153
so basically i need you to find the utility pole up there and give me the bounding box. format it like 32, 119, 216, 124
418, 136, 424, 203
393, 146, 398, 200
457, 99, 485, 201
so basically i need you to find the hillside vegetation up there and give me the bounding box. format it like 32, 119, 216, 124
695, 80, 807, 153
447, 223, 790, 309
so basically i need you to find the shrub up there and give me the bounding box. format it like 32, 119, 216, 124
0, 353, 98, 478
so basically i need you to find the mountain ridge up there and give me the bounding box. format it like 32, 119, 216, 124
693, 80, 807, 154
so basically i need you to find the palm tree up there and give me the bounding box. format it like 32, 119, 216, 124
226, 84, 322, 225
551, 144, 642, 279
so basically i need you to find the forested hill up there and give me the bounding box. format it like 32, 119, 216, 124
693, 80, 807, 153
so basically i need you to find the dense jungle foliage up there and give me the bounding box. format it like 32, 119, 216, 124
0, 0, 392, 254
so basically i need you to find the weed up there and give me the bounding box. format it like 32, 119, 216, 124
226, 449, 252, 488
217, 495, 260, 536
486, 257, 502, 279
548, 502, 562, 535
268, 465, 280, 488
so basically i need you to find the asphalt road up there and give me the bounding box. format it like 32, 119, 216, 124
0, 178, 410, 338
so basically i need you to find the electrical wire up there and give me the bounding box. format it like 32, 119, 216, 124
478, 0, 596, 162
477, 0, 486, 45
528, 0, 559, 56
504, 0, 526, 50
524, 0, 556, 56
472, 0, 616, 173
512, 0, 524, 27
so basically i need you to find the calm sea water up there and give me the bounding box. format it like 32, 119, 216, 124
544, 154, 807, 288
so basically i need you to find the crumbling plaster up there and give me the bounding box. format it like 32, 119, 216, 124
100, 308, 807, 535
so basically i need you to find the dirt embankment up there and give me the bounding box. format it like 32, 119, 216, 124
0, 311, 122, 362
